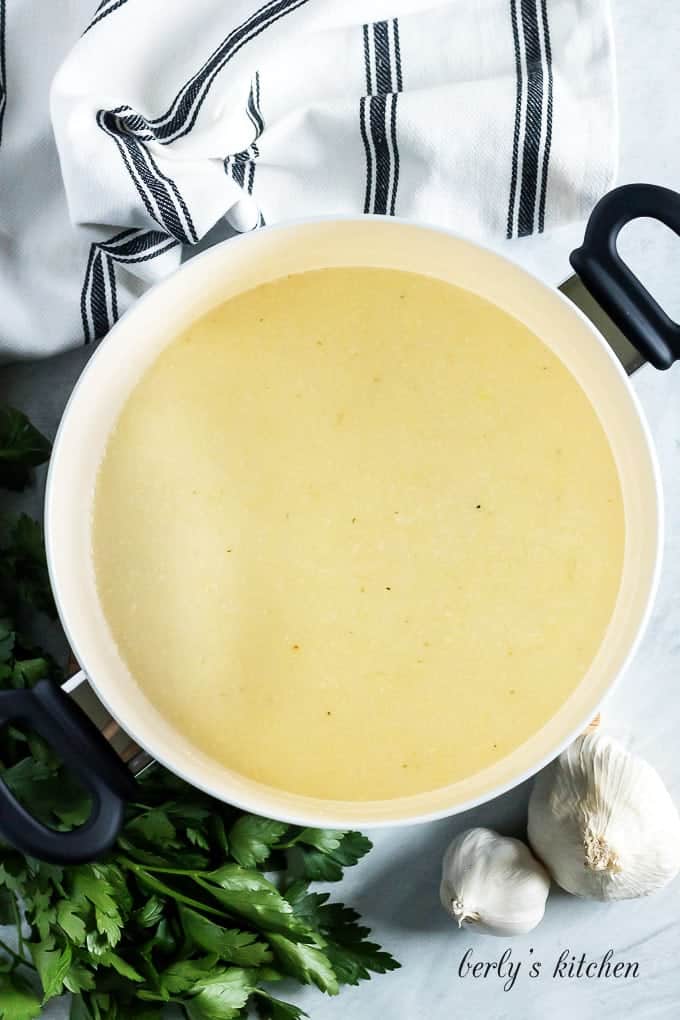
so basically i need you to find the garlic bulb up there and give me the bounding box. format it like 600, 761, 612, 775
528, 732, 680, 901
440, 827, 550, 936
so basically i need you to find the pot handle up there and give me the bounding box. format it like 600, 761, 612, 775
570, 183, 680, 370
0, 679, 136, 864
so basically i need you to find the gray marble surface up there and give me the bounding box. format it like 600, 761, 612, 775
9, 0, 680, 1016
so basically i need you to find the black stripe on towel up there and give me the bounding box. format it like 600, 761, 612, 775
537, 0, 553, 233
393, 18, 403, 93
98, 227, 177, 261
506, 0, 553, 238
517, 0, 543, 236
359, 96, 373, 215
81, 228, 179, 344
106, 247, 118, 323
247, 154, 256, 196
373, 21, 392, 95
84, 0, 131, 35
362, 24, 373, 95
90, 250, 111, 342
389, 89, 399, 216
80, 244, 98, 344
247, 71, 264, 138
507, 0, 523, 238
229, 152, 248, 190
246, 73, 264, 196
369, 95, 391, 215
360, 19, 403, 216
97, 109, 198, 244
0, 0, 6, 147
225, 72, 264, 201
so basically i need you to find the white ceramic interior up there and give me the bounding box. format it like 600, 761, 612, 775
45, 217, 663, 828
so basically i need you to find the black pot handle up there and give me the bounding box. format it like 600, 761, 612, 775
0, 680, 136, 864
570, 183, 680, 370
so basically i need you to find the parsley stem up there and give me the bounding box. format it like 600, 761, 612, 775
11, 896, 24, 959
122, 859, 211, 877
119, 858, 227, 919
0, 937, 36, 971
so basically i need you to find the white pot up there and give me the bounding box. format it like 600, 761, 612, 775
43, 214, 661, 840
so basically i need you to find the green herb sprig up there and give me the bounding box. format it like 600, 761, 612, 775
0, 402, 399, 1019
0, 406, 51, 492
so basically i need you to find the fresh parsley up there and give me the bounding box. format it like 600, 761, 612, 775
0, 513, 56, 619
0, 406, 50, 491
0, 403, 400, 1018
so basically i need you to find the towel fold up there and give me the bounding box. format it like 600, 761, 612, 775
0, 0, 616, 361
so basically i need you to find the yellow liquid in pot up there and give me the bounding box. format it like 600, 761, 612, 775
93, 268, 624, 801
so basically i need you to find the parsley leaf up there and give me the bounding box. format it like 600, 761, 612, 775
56, 901, 87, 945
294, 829, 344, 853
228, 815, 289, 868
0, 888, 16, 926
67, 997, 91, 1020
125, 809, 178, 847
325, 936, 401, 985
63, 962, 95, 995
71, 866, 124, 949
254, 989, 309, 1020
287, 885, 400, 986
30, 939, 72, 1001
0, 405, 51, 490
186, 826, 210, 850
99, 951, 144, 983
268, 934, 338, 995
293, 831, 372, 882
184, 968, 256, 1020
179, 905, 272, 965
133, 896, 164, 929
0, 621, 14, 664
11, 656, 51, 689
159, 956, 216, 996
1, 757, 91, 829
0, 515, 55, 617
0, 971, 42, 1020
202, 865, 307, 936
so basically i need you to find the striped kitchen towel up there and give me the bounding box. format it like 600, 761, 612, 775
1, 0, 615, 361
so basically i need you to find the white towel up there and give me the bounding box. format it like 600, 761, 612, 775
0, 0, 616, 362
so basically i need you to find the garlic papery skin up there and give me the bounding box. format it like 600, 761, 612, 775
528, 732, 680, 901
440, 827, 550, 936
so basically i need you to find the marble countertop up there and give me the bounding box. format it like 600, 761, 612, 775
13, 1, 680, 1016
